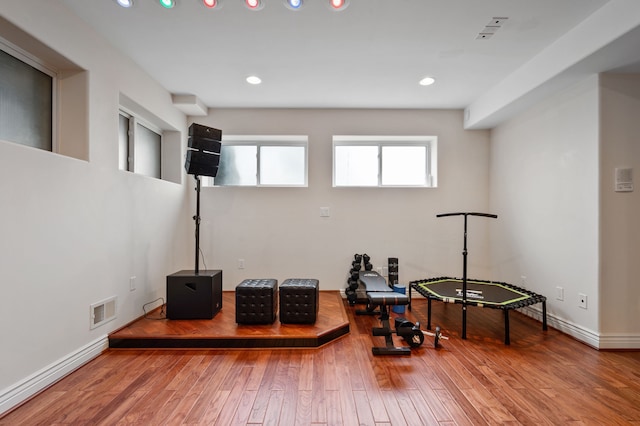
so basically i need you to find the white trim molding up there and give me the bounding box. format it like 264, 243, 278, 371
0, 336, 108, 416
519, 307, 640, 350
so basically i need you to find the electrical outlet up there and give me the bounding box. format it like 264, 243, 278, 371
129, 276, 136, 292
578, 293, 587, 309
238, 259, 245, 269
556, 286, 564, 301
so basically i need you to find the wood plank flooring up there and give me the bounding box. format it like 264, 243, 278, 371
2, 296, 640, 425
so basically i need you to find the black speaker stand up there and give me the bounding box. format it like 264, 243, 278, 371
193, 175, 202, 274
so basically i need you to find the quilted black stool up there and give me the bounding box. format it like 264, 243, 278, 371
235, 279, 278, 324
279, 278, 319, 324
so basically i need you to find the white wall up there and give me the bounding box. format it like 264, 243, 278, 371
599, 73, 640, 347
490, 76, 601, 345
0, 1, 191, 413
193, 108, 492, 291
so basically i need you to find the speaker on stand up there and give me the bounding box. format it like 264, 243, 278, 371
167, 123, 224, 320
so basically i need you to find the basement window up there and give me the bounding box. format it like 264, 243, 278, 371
0, 18, 89, 160
0, 46, 53, 151
333, 135, 438, 187
205, 135, 308, 187
119, 110, 162, 179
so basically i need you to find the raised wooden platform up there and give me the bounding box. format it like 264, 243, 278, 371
109, 291, 349, 349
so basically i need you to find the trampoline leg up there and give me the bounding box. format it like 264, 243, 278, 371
427, 298, 432, 330
462, 304, 467, 340
504, 309, 510, 345
542, 301, 548, 331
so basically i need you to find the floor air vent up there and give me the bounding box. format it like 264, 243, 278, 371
90, 296, 117, 329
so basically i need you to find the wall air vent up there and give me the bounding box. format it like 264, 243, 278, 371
90, 296, 117, 329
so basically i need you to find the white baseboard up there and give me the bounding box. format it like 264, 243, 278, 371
519, 306, 640, 349
597, 333, 640, 349
0, 336, 108, 416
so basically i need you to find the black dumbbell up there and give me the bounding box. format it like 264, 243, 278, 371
394, 318, 425, 348
346, 289, 357, 305
347, 279, 358, 291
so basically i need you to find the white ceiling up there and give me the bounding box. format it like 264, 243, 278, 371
60, 0, 640, 128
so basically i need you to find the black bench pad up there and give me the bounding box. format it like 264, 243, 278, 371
367, 291, 409, 306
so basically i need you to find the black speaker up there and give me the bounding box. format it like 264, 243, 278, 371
185, 149, 220, 177
189, 123, 222, 143
166, 269, 223, 319
188, 123, 222, 153
185, 123, 223, 177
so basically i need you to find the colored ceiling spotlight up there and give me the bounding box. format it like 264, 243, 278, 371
203, 0, 217, 8
285, 0, 303, 10
329, 0, 348, 11
115, 0, 134, 7
245, 0, 263, 10
159, 0, 176, 8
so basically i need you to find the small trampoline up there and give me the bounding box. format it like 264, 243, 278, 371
410, 212, 548, 345
409, 277, 547, 344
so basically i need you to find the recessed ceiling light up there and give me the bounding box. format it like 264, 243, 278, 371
246, 75, 262, 85
203, 0, 217, 8
115, 0, 134, 7
419, 77, 436, 86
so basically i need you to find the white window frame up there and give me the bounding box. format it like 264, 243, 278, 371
333, 135, 437, 188
206, 135, 309, 187
0, 37, 58, 152
119, 108, 163, 179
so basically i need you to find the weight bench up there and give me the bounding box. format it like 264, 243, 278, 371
356, 270, 394, 315
358, 271, 412, 355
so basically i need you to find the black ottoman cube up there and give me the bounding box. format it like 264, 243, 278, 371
279, 278, 319, 324
235, 279, 278, 324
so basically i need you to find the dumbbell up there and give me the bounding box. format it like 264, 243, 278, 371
346, 289, 357, 305
421, 326, 447, 348
394, 318, 425, 348
362, 253, 373, 271
347, 279, 358, 291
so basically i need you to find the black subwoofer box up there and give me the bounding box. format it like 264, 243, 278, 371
166, 269, 222, 319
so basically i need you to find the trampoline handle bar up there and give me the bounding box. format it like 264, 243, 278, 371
437, 212, 498, 219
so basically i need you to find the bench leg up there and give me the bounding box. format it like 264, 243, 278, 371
371, 305, 411, 356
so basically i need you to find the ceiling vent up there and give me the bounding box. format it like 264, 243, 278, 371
476, 17, 508, 40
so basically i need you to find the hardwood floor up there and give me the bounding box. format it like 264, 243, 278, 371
2, 296, 640, 425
